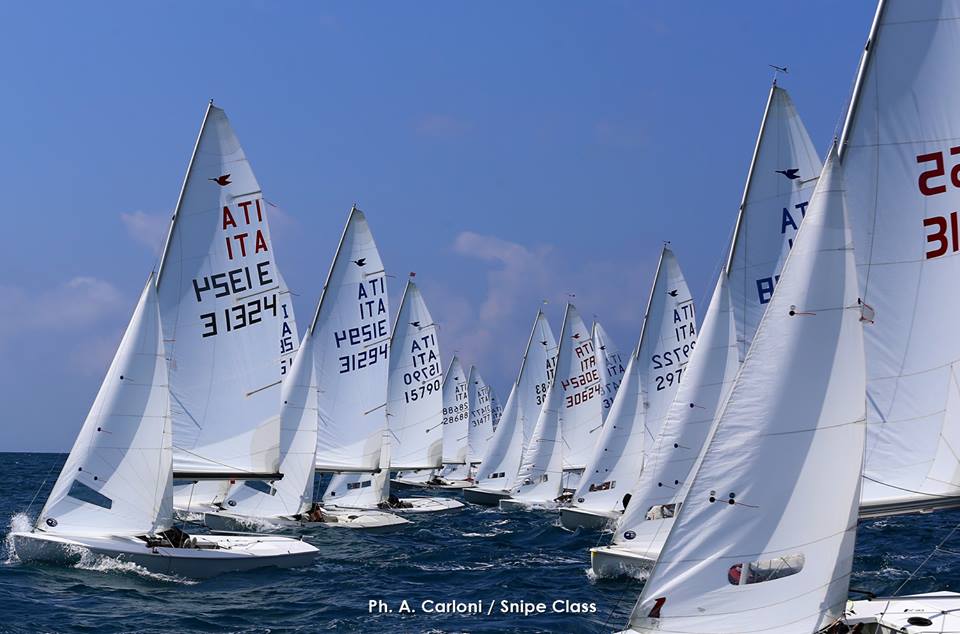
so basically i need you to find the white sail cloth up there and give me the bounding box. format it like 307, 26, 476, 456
40, 277, 173, 537
312, 208, 390, 472
476, 310, 557, 490
594, 322, 625, 420
466, 368, 495, 465
611, 84, 821, 549
575, 247, 695, 515
511, 304, 601, 502
157, 104, 295, 477
440, 356, 469, 465
840, 0, 960, 511
629, 149, 865, 634
222, 328, 319, 518
386, 281, 444, 470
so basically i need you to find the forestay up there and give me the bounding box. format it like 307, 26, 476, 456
157, 103, 297, 478
628, 149, 865, 634
476, 310, 558, 491
594, 321, 626, 420
840, 0, 960, 514
387, 281, 444, 470
40, 277, 173, 537
574, 247, 695, 515
611, 83, 820, 548
312, 207, 390, 472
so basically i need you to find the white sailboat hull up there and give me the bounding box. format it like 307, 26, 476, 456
10, 530, 317, 579
326, 497, 463, 514
845, 592, 960, 632
498, 498, 558, 511
559, 506, 617, 531
202, 509, 410, 532
462, 487, 510, 506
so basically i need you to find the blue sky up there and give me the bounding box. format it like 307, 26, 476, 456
1, 1, 875, 451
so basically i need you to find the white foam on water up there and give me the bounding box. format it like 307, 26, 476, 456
3, 512, 34, 563
70, 545, 197, 585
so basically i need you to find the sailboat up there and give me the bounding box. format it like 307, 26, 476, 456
561, 247, 695, 530
592, 80, 822, 577
463, 309, 558, 505
11, 277, 318, 576
620, 140, 865, 633
320, 279, 463, 513
593, 321, 625, 421
500, 303, 603, 509
466, 367, 496, 478
154, 102, 299, 514
421, 356, 474, 489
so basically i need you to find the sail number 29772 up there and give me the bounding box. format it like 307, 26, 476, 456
917, 149, 960, 259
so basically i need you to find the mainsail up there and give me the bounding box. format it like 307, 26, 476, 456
574, 247, 695, 515
40, 277, 173, 537
475, 309, 558, 491
510, 304, 600, 503
840, 0, 960, 516
312, 207, 390, 472
386, 281, 444, 470
156, 103, 296, 479
610, 82, 821, 549
439, 356, 470, 480
627, 149, 864, 634
594, 321, 626, 420
466, 367, 494, 466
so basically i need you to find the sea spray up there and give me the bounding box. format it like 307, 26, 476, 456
3, 512, 34, 563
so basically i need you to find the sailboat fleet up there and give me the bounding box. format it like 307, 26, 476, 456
11, 0, 960, 631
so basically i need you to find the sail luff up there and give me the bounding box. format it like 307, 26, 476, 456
838, 0, 889, 157
724, 81, 777, 275
156, 101, 214, 286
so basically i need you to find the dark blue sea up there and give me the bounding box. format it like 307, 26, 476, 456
1, 453, 958, 633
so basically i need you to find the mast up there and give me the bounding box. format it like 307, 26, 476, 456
724, 81, 777, 275
156, 100, 214, 286
838, 0, 888, 158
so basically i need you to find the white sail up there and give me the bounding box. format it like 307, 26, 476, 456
221, 328, 319, 518
156, 103, 295, 478
574, 247, 695, 515
476, 310, 558, 490
386, 281, 443, 470
466, 367, 494, 465
594, 321, 626, 420
312, 207, 390, 472
440, 356, 469, 464
610, 83, 820, 549
840, 0, 960, 514
40, 277, 172, 537
727, 85, 823, 360
511, 304, 599, 502
489, 386, 504, 433
628, 149, 865, 634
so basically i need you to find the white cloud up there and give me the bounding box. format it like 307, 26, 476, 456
120, 210, 170, 255
434, 231, 653, 390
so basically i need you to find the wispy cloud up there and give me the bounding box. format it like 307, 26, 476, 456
0, 277, 128, 374
415, 114, 473, 138
432, 231, 653, 390
120, 210, 169, 255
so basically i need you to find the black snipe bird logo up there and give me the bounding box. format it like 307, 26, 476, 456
209, 174, 231, 186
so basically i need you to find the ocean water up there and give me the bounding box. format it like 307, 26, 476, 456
1, 453, 958, 633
